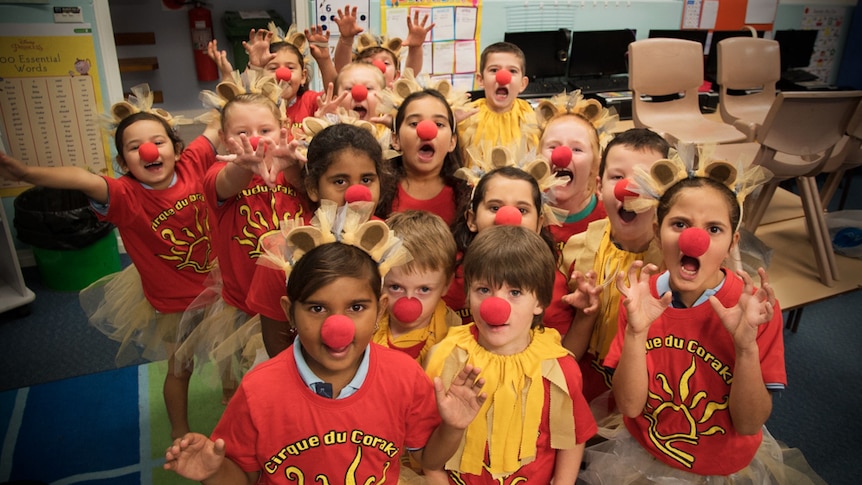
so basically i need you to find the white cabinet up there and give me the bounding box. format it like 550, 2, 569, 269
0, 204, 35, 314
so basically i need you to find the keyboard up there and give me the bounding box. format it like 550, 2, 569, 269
520, 79, 570, 99
570, 76, 630, 94
782, 69, 818, 83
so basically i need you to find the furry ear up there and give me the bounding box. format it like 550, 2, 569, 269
356, 33, 377, 52
353, 221, 391, 260
580, 99, 604, 121
111, 102, 136, 122
490, 146, 511, 169
287, 227, 324, 258
393, 78, 415, 100
534, 101, 556, 129
216, 81, 244, 102
384, 38, 403, 54
302, 117, 330, 137
651, 159, 682, 193
435, 80, 452, 98
523, 159, 552, 182
290, 32, 307, 51
702, 161, 738, 190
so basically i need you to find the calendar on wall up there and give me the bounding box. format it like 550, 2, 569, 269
0, 23, 113, 197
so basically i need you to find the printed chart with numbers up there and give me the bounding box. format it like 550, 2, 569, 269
314, 0, 372, 58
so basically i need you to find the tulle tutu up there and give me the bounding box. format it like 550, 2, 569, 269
579, 425, 827, 485
79, 264, 194, 366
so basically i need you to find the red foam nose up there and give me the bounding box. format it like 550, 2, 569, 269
138, 142, 159, 163
275, 66, 292, 83
494, 206, 522, 226
495, 69, 512, 85
480, 297, 511, 326
321, 315, 355, 349
416, 119, 439, 141
614, 179, 639, 202
248, 136, 261, 151
345, 184, 373, 203
679, 227, 710, 257
351, 84, 368, 102
550, 146, 572, 168
392, 297, 423, 323
372, 59, 387, 74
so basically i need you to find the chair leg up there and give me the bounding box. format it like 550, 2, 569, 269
744, 181, 778, 231
798, 176, 837, 286
819, 169, 845, 210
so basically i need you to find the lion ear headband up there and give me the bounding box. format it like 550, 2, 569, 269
623, 143, 773, 232
354, 32, 405, 70
197, 69, 287, 124
535, 90, 618, 148
455, 139, 569, 227
102, 83, 189, 137
376, 68, 471, 121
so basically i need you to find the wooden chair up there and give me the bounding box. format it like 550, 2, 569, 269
717, 37, 780, 141
628, 38, 748, 145
819, 101, 862, 210
713, 91, 862, 286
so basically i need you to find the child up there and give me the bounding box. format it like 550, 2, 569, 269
581, 154, 823, 483
447, 166, 574, 338
374, 210, 460, 362
332, 4, 433, 86
333, 62, 388, 124
165, 235, 486, 482
376, 88, 470, 226
243, 24, 336, 130
425, 225, 597, 483
244, 122, 393, 358
561, 128, 669, 404
0, 85, 219, 439
535, 91, 617, 259
457, 42, 540, 153
177, 86, 310, 395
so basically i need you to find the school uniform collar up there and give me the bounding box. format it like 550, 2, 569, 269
293, 338, 370, 399
656, 269, 726, 309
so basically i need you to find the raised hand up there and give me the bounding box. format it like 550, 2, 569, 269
404, 11, 434, 47
206, 39, 234, 80
163, 433, 226, 481
562, 270, 602, 313
616, 261, 670, 335
265, 128, 307, 186
434, 364, 486, 431
220, 133, 272, 177
243, 28, 276, 69
334, 5, 364, 38
305, 25, 331, 60
314, 82, 349, 117
709, 267, 776, 351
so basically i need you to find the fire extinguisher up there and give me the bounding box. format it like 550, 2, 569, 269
189, 2, 218, 82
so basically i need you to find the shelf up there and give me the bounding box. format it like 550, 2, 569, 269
118, 57, 159, 73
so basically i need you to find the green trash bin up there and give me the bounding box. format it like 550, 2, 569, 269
13, 187, 122, 291
223, 10, 288, 70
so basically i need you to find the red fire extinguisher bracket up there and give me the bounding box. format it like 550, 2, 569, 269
189, 3, 218, 82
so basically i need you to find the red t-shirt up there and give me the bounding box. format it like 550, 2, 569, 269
213, 343, 440, 482
604, 270, 786, 475
205, 165, 310, 313
284, 90, 321, 132
549, 198, 606, 260
391, 183, 457, 226
97, 136, 217, 313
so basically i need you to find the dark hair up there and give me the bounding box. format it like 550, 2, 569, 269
452, 166, 555, 255
304, 124, 394, 216
286, 243, 382, 315
599, 128, 671, 178
377, 89, 469, 222
479, 41, 526, 73
270, 42, 309, 96
656, 177, 741, 233
463, 225, 555, 328
114, 112, 184, 166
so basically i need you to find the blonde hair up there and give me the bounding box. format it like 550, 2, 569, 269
221, 92, 283, 131
386, 210, 457, 279
541, 113, 602, 194
335, 62, 386, 93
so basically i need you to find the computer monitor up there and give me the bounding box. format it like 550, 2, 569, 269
504, 29, 571, 79
567, 29, 637, 79
648, 29, 709, 47
704, 30, 766, 82
774, 29, 818, 71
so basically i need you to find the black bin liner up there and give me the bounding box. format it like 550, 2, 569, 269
13, 187, 115, 250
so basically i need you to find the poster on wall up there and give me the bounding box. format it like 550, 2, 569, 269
380, 0, 481, 91
0, 23, 113, 197
801, 6, 844, 81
